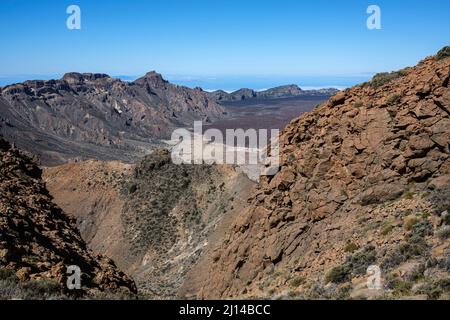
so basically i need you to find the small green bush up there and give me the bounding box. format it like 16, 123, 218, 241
410, 219, 433, 238
325, 246, 377, 284
0, 276, 66, 300
381, 224, 394, 236
325, 265, 350, 284
344, 242, 359, 253
128, 184, 137, 194
436, 226, 450, 240
404, 215, 420, 231
21, 279, 61, 298
436, 46, 450, 61
416, 278, 450, 299
383, 236, 429, 270
353, 101, 364, 108
290, 276, 306, 288
314, 103, 323, 110
363, 221, 381, 232
346, 245, 377, 275
385, 274, 412, 296
371, 70, 408, 88
406, 264, 426, 282
403, 192, 414, 200
0, 268, 16, 281
382, 218, 431, 270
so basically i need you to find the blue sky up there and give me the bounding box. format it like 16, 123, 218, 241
0, 0, 449, 89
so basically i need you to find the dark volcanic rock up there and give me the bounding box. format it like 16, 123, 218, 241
0, 72, 225, 165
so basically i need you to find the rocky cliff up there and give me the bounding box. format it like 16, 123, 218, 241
188, 48, 450, 299
0, 137, 136, 298
0, 72, 225, 165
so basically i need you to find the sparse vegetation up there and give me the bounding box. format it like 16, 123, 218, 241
128, 183, 137, 194
381, 218, 396, 236
302, 283, 351, 300
406, 264, 426, 282
0, 272, 141, 300
363, 220, 382, 233
436, 226, 450, 240
442, 211, 450, 225
325, 245, 377, 284
385, 274, 413, 296
415, 278, 450, 299
21, 279, 61, 298
387, 93, 402, 105
411, 219, 433, 238
370, 70, 408, 88
313, 103, 323, 110
289, 276, 306, 288
404, 215, 420, 231
325, 265, 350, 284
0, 273, 65, 300
347, 245, 377, 275
344, 242, 359, 253
382, 219, 432, 270
403, 191, 414, 200
0, 268, 15, 281
436, 46, 450, 61
381, 224, 394, 236
353, 101, 364, 108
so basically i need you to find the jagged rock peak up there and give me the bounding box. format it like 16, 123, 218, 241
133, 70, 168, 87
62, 72, 111, 84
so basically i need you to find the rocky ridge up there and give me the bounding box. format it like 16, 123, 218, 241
0, 71, 225, 165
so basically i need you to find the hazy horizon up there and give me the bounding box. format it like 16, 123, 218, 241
1, 0, 449, 87
0, 72, 371, 91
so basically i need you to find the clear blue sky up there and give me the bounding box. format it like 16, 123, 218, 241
0, 0, 449, 87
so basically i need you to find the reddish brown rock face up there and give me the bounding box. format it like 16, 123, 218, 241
0, 137, 136, 295
189, 53, 450, 299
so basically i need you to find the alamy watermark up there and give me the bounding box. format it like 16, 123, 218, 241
367, 265, 382, 290
65, 5, 380, 31
367, 5, 382, 30
170, 122, 280, 177
67, 265, 81, 290
66, 5, 81, 30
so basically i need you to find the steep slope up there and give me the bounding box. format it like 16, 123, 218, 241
189, 49, 450, 299
0, 137, 136, 297
44, 151, 256, 298
0, 72, 225, 165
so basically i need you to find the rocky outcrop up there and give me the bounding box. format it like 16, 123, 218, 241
209, 85, 339, 103
191, 50, 450, 299
0, 137, 136, 295
0, 72, 225, 165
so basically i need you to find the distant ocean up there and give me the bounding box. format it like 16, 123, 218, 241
0, 74, 373, 91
